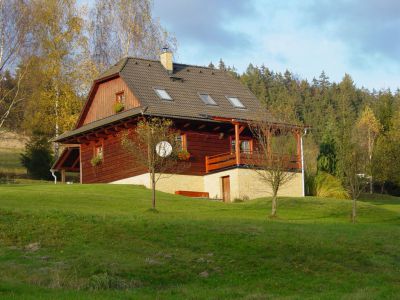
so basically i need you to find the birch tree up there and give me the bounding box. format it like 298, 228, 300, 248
21, 0, 91, 140
0, 0, 29, 132
355, 106, 382, 193
89, 0, 177, 71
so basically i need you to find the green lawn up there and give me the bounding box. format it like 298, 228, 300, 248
0, 184, 399, 299
0, 148, 26, 175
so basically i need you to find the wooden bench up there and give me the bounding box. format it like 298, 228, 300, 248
175, 191, 210, 198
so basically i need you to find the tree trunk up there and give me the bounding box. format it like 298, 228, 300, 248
271, 192, 277, 217
351, 197, 357, 223
151, 172, 156, 209
370, 176, 373, 194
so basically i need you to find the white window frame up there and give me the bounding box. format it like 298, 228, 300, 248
198, 93, 218, 106
226, 96, 246, 109
154, 88, 173, 101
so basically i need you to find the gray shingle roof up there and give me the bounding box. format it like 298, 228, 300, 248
120, 57, 272, 121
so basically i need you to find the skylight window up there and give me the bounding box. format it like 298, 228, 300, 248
226, 96, 245, 108
199, 93, 217, 106
154, 88, 173, 101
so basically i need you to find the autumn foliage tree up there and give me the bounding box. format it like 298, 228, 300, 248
121, 118, 188, 210
355, 106, 382, 193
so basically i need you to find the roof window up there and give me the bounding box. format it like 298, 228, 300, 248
199, 93, 217, 106
226, 96, 245, 108
154, 88, 173, 101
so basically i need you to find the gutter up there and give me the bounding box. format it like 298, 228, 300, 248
301, 128, 308, 197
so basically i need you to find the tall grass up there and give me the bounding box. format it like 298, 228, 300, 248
308, 172, 350, 199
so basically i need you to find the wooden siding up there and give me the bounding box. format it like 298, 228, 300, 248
83, 77, 140, 125
81, 133, 146, 183
81, 127, 232, 183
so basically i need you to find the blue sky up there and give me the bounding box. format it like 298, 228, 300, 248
153, 0, 400, 90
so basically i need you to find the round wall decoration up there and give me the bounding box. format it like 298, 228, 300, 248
155, 141, 172, 157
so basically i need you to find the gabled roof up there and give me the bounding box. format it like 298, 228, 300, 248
56, 56, 277, 142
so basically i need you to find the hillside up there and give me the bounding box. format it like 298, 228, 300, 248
0, 184, 399, 299
0, 131, 27, 176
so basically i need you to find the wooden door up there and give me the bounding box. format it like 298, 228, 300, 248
222, 176, 230, 202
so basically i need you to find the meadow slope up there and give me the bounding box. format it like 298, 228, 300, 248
0, 184, 399, 299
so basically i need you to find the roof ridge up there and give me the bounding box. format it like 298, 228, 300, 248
123, 56, 222, 72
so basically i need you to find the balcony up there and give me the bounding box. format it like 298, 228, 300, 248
205, 151, 301, 173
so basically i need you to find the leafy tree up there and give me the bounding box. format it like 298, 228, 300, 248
20, 132, 54, 180
355, 106, 382, 193
373, 135, 400, 193
21, 0, 89, 139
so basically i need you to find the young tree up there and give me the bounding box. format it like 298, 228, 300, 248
341, 140, 367, 223
355, 106, 382, 193
121, 118, 187, 209
249, 116, 298, 218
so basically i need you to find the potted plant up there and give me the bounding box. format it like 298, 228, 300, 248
177, 149, 191, 161
90, 154, 103, 167
113, 102, 124, 113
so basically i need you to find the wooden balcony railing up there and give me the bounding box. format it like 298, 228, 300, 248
205, 152, 236, 173
205, 151, 301, 173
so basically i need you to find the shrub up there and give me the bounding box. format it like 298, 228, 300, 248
20, 133, 53, 180
177, 150, 191, 161
90, 154, 103, 167
113, 102, 124, 113
310, 172, 350, 199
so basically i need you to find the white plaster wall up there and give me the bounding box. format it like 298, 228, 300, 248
236, 169, 303, 199
111, 168, 303, 201
111, 173, 204, 194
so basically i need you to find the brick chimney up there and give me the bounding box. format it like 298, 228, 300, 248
160, 46, 173, 73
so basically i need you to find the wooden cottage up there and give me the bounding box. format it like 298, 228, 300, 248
52, 50, 305, 201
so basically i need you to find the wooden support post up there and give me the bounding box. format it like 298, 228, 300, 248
267, 129, 272, 159
235, 123, 240, 165
79, 145, 83, 184
205, 156, 209, 173
61, 169, 66, 183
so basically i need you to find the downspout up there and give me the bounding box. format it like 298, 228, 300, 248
50, 169, 57, 184
300, 128, 308, 197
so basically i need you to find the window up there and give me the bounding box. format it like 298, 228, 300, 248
231, 138, 252, 153
154, 88, 173, 101
199, 93, 217, 105
176, 134, 187, 150
116, 91, 125, 105
226, 96, 245, 108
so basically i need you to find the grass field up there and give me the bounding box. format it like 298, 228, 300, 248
0, 148, 26, 175
0, 184, 399, 299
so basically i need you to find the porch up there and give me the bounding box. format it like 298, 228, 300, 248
204, 119, 303, 174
